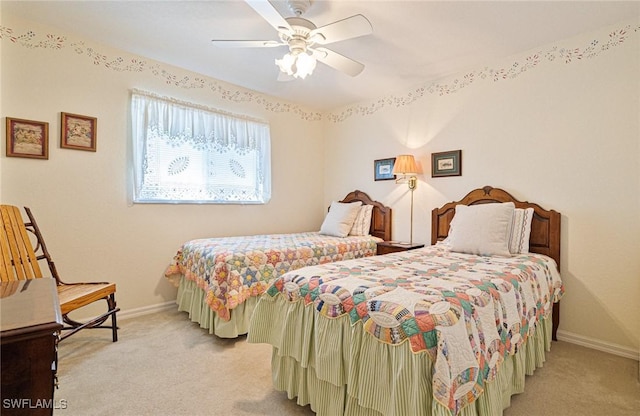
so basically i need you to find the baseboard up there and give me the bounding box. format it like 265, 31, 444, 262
118, 300, 177, 321
557, 329, 639, 361
116, 303, 640, 363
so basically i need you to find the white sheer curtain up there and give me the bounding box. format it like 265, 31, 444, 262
130, 90, 271, 204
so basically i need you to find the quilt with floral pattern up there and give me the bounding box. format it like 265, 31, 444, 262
265, 244, 564, 415
165, 232, 381, 321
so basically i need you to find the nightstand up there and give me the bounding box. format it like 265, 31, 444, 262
376, 241, 425, 255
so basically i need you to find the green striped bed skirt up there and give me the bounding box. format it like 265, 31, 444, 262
247, 294, 553, 416
175, 277, 259, 338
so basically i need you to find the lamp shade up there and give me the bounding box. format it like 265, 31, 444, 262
393, 155, 418, 175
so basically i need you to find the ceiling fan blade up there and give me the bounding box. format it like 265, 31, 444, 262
245, 0, 292, 34
312, 47, 365, 77
310, 14, 372, 45
211, 40, 284, 48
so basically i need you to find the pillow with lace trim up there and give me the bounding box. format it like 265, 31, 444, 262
509, 207, 534, 254
349, 204, 374, 236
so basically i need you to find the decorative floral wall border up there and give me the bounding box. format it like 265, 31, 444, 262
1, 20, 638, 123
0, 25, 323, 122
326, 21, 640, 123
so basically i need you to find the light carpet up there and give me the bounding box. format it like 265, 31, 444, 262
53, 308, 640, 416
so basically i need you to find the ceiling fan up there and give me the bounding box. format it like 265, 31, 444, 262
212, 0, 373, 80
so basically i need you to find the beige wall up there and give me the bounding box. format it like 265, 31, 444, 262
324, 19, 640, 356
0, 16, 325, 315
2, 12, 638, 359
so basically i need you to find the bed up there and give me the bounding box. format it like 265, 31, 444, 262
247, 186, 563, 416
164, 190, 392, 338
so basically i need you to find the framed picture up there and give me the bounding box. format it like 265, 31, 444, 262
61, 112, 97, 151
5, 117, 49, 159
374, 157, 396, 181
431, 150, 462, 177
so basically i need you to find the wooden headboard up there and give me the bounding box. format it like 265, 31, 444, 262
339, 190, 392, 242
431, 186, 561, 268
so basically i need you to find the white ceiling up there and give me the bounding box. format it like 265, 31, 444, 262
3, 1, 639, 111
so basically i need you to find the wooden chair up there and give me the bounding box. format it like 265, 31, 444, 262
0, 205, 119, 342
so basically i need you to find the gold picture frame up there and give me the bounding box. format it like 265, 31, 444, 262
6, 117, 49, 159
61, 112, 97, 152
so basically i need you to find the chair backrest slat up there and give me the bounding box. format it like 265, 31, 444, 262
0, 205, 44, 281
0, 214, 14, 281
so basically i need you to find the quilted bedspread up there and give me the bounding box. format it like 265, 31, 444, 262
164, 232, 380, 321
264, 244, 564, 415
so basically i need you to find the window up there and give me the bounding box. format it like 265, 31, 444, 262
130, 90, 271, 204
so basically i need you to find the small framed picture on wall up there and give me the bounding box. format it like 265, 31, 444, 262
374, 157, 396, 181
5, 117, 49, 159
61, 112, 97, 152
431, 150, 462, 177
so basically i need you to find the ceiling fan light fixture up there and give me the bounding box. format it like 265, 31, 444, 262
275, 53, 296, 75
275, 51, 316, 79
217, 0, 372, 80
294, 51, 316, 78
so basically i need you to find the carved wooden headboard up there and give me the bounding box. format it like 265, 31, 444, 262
431, 186, 561, 268
339, 190, 392, 242
431, 186, 562, 340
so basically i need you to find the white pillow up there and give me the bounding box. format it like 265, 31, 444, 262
509, 207, 534, 254
320, 201, 363, 237
448, 202, 515, 257
349, 204, 374, 236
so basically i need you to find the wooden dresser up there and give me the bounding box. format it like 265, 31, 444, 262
1, 278, 63, 416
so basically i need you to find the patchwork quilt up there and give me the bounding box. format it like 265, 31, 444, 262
164, 232, 380, 321
265, 244, 564, 415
